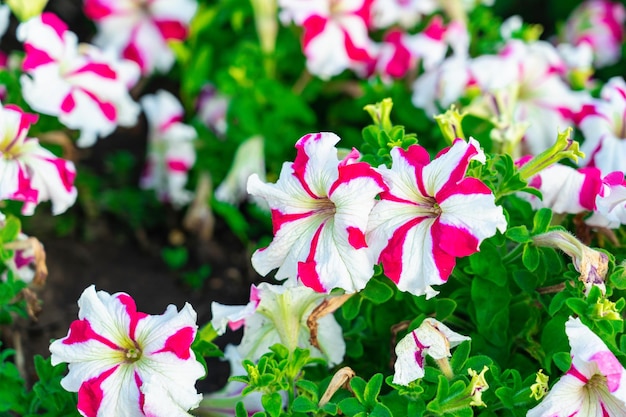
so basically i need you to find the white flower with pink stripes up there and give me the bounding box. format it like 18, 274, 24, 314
366, 138, 506, 298
49, 285, 205, 417
17, 12, 140, 148
279, 0, 375, 79
563, 0, 626, 68
578, 77, 626, 175
247, 132, 387, 293
140, 90, 197, 207
84, 0, 197, 75
0, 104, 77, 215
528, 317, 626, 416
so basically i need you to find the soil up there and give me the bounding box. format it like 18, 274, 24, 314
10, 217, 260, 394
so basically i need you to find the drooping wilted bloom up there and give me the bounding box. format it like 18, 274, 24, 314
393, 318, 470, 385
50, 285, 205, 417
84, 0, 197, 75
367, 138, 506, 298
0, 104, 77, 215
278, 0, 375, 79
140, 90, 197, 207
578, 77, 626, 175
211, 282, 346, 366
18, 12, 140, 148
196, 84, 229, 138
527, 317, 626, 416
247, 132, 387, 293
214, 136, 266, 206
563, 0, 626, 68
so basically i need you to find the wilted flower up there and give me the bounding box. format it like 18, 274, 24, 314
140, 90, 197, 207
247, 132, 386, 293
528, 317, 626, 416
278, 0, 375, 79
197, 84, 229, 138
393, 318, 470, 385
563, 0, 626, 68
211, 282, 346, 366
0, 104, 77, 215
49, 285, 205, 417
84, 0, 197, 75
18, 12, 140, 148
367, 138, 507, 298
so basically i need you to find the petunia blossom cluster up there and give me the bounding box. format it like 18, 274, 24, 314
248, 132, 506, 297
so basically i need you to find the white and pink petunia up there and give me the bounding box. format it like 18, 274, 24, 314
519, 160, 604, 215
247, 132, 387, 293
578, 77, 626, 175
49, 285, 205, 417
17, 12, 140, 148
586, 171, 626, 228
563, 0, 626, 68
0, 104, 77, 215
140, 90, 197, 207
211, 282, 346, 366
278, 0, 376, 79
393, 318, 470, 386
84, 0, 197, 75
366, 138, 507, 298
528, 317, 626, 416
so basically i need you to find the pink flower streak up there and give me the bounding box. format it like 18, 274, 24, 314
84, 0, 197, 75
0, 104, 76, 215
367, 138, 506, 298
49, 285, 205, 417
247, 132, 387, 293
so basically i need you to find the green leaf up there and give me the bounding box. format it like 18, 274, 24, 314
361, 279, 394, 304
450, 340, 471, 373
291, 396, 318, 413
506, 226, 530, 243
161, 247, 188, 270
0, 216, 20, 242
565, 298, 588, 317
512, 270, 539, 292
532, 208, 552, 234
522, 244, 540, 272
339, 398, 367, 416
342, 295, 363, 320
548, 291, 570, 316
435, 298, 457, 321
552, 351, 572, 372
235, 401, 249, 417
262, 392, 283, 417
363, 374, 383, 405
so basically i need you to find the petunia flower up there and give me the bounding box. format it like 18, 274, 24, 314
586, 171, 626, 229
49, 285, 205, 417
367, 138, 507, 298
247, 132, 387, 293
17, 12, 140, 148
393, 318, 470, 385
140, 90, 197, 207
578, 77, 626, 175
562, 0, 626, 68
196, 84, 229, 138
84, 0, 197, 75
518, 160, 603, 215
211, 282, 346, 366
0, 104, 77, 215
527, 317, 626, 416
278, 0, 376, 79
